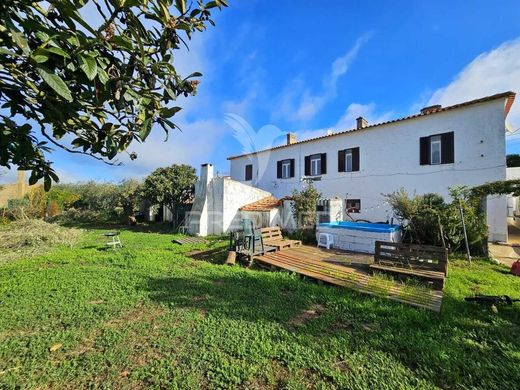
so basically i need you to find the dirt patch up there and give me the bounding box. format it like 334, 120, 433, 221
287, 304, 325, 328
105, 302, 165, 328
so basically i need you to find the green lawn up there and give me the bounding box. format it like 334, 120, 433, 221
0, 225, 519, 389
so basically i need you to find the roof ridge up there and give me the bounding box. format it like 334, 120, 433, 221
227, 91, 516, 160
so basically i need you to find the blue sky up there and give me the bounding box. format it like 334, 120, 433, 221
3, 0, 520, 184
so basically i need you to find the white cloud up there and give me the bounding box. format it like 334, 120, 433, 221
294, 102, 394, 142
427, 38, 520, 127
273, 33, 372, 123
113, 117, 228, 179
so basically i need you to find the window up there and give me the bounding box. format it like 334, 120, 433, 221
420, 132, 454, 165
305, 153, 327, 176
430, 135, 441, 165
346, 149, 353, 172
310, 155, 321, 176
245, 164, 252, 181
282, 160, 291, 179
346, 199, 361, 213
338, 147, 359, 172
277, 159, 295, 179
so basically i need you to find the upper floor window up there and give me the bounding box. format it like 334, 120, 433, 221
338, 147, 360, 172
277, 159, 295, 179
430, 135, 442, 165
310, 155, 321, 176
245, 164, 253, 181
305, 153, 327, 176
420, 132, 454, 165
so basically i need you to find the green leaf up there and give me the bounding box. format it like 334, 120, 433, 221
140, 118, 153, 141
176, 0, 187, 14
79, 54, 98, 81
186, 71, 202, 79
46, 46, 71, 59
97, 67, 109, 85
160, 107, 181, 118
110, 35, 133, 51
36, 66, 73, 102
10, 30, 29, 55
0, 47, 20, 57
44, 175, 52, 192
31, 49, 49, 63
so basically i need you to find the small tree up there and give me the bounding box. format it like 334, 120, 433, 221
140, 164, 197, 224
117, 179, 141, 223
291, 181, 321, 229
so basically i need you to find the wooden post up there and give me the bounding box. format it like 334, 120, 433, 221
225, 251, 236, 265
459, 199, 471, 264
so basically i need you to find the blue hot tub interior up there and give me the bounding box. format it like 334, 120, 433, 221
318, 221, 400, 233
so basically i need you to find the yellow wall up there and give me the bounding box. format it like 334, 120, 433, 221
0, 171, 38, 207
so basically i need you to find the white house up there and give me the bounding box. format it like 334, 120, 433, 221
227, 92, 516, 242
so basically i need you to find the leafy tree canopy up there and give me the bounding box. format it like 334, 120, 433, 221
0, 0, 227, 190
140, 163, 196, 216
506, 154, 520, 168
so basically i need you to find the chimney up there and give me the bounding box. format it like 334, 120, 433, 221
420, 104, 442, 115
287, 133, 297, 145
200, 163, 214, 186
356, 117, 368, 130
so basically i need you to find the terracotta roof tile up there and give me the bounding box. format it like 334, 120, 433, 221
240, 196, 281, 212
227, 91, 516, 160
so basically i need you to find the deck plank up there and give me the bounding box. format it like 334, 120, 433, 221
254, 246, 443, 312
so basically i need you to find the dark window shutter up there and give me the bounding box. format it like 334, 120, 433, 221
245, 164, 252, 181
441, 132, 454, 164
352, 147, 360, 171
320, 153, 327, 174
290, 159, 295, 177
277, 161, 282, 179
338, 149, 346, 172
420, 136, 430, 165
304, 155, 311, 176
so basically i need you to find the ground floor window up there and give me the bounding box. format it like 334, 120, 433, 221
346, 199, 361, 213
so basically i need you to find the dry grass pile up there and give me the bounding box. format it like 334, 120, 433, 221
0, 219, 82, 263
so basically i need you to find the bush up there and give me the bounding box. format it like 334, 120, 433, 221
56, 180, 142, 223
385, 187, 487, 254
291, 181, 321, 229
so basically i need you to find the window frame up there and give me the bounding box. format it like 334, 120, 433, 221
281, 160, 291, 179
430, 135, 442, 165
310, 154, 322, 176
245, 164, 253, 181
346, 199, 361, 213
345, 149, 353, 172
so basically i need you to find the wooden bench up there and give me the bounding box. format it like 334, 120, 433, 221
369, 241, 448, 290
260, 227, 301, 251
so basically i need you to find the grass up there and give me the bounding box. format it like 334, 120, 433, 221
0, 223, 519, 389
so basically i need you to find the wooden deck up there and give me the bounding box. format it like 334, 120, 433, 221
253, 246, 444, 312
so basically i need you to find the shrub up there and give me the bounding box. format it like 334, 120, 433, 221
385, 187, 487, 253
291, 181, 321, 229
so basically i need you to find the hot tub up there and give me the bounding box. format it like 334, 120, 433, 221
316, 221, 401, 254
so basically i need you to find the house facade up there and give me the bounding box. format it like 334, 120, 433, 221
228, 92, 516, 242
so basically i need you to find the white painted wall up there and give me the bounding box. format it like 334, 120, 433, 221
188, 164, 273, 236
230, 99, 510, 241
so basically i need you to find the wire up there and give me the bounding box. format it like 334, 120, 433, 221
267, 163, 506, 184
